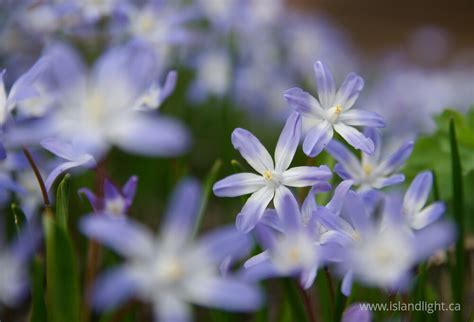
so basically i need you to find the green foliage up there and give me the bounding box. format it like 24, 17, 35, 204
449, 120, 465, 322
406, 108, 474, 230
43, 174, 81, 322
30, 258, 47, 322
10, 203, 26, 236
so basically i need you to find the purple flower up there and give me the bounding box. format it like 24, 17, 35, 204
79, 176, 137, 218
213, 113, 332, 232
0, 223, 41, 306
326, 128, 414, 191
244, 187, 338, 289
80, 178, 262, 321
402, 171, 445, 230
41, 41, 189, 159
316, 190, 455, 295
342, 303, 372, 322
284, 61, 385, 157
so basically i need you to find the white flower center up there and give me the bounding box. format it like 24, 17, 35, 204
262, 170, 281, 189
326, 104, 343, 123
104, 197, 126, 215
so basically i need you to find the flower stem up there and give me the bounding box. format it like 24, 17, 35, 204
22, 146, 51, 213
297, 284, 318, 322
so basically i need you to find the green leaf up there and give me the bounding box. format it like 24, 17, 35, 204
333, 283, 347, 322
56, 174, 71, 230
11, 203, 27, 236
30, 257, 47, 322
192, 159, 223, 237
449, 119, 465, 322
281, 279, 309, 322
43, 214, 81, 322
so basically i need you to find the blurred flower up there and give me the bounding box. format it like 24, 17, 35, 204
244, 188, 337, 289
41, 41, 189, 159
79, 176, 138, 218
133, 70, 177, 111
0, 223, 40, 307
342, 303, 372, 322
41, 138, 96, 191
317, 190, 455, 295
81, 178, 262, 321
326, 128, 413, 191
213, 113, 332, 232
401, 171, 445, 230
284, 61, 385, 157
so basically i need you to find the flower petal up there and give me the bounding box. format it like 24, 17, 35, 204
283, 87, 325, 119
154, 295, 191, 322
282, 165, 332, 187
236, 187, 274, 233
198, 226, 253, 263
91, 266, 137, 310
302, 121, 334, 157
413, 221, 456, 261
46, 158, 95, 192
110, 114, 189, 157
377, 140, 414, 175
80, 215, 154, 258
300, 268, 318, 289
334, 123, 374, 154
334, 72, 364, 110
273, 186, 301, 232
313, 61, 336, 108
161, 178, 201, 243
339, 110, 384, 128
326, 180, 353, 216
361, 128, 382, 167
275, 112, 302, 172
187, 277, 263, 312
326, 140, 362, 179
372, 174, 405, 189
342, 302, 372, 322
403, 171, 433, 215
341, 270, 354, 297
231, 128, 274, 174
411, 202, 445, 230
122, 176, 138, 206
213, 173, 265, 197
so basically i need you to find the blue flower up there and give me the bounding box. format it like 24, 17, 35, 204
402, 171, 446, 230
79, 176, 138, 218
41, 41, 189, 159
284, 61, 385, 157
316, 190, 455, 295
244, 187, 338, 289
80, 178, 262, 321
213, 113, 332, 232
342, 303, 372, 322
326, 128, 414, 191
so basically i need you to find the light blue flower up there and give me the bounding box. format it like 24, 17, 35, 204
284, 61, 385, 157
342, 303, 372, 322
213, 113, 332, 232
41, 41, 189, 159
326, 128, 414, 191
243, 186, 338, 289
402, 171, 446, 230
316, 190, 455, 295
80, 178, 262, 322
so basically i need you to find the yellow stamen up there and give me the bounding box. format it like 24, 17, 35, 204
334, 104, 343, 115
263, 170, 273, 181
363, 164, 373, 176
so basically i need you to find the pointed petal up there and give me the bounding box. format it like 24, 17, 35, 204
361, 128, 382, 167
161, 178, 201, 242
154, 295, 191, 322
334, 123, 374, 154
314, 61, 336, 108
377, 140, 414, 175
91, 266, 137, 310
326, 140, 362, 179
273, 186, 301, 232
282, 165, 332, 187
372, 174, 405, 189
283, 87, 325, 119
80, 215, 154, 258
344, 191, 370, 233
198, 226, 253, 263
187, 277, 263, 312
339, 110, 385, 128
213, 173, 265, 197
334, 72, 364, 110
341, 270, 354, 296
300, 268, 318, 289
275, 112, 302, 172
46, 158, 95, 191
411, 202, 445, 230
302, 121, 333, 157
403, 171, 433, 215
231, 128, 274, 174
342, 302, 372, 322
327, 180, 353, 216
413, 221, 456, 261
122, 176, 138, 205
236, 187, 274, 233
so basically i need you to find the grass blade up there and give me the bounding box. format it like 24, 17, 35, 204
449, 119, 465, 322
